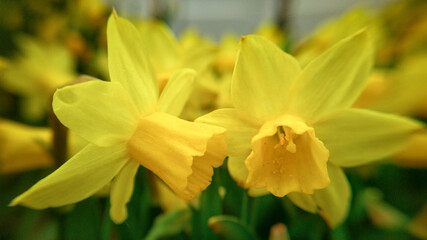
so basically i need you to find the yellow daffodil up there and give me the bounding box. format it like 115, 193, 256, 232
180, 29, 215, 55
292, 7, 384, 67
136, 20, 215, 90
197, 31, 422, 227
0, 119, 54, 174
378, 0, 427, 63
391, 131, 427, 168
11, 12, 227, 224
0, 36, 76, 121
355, 53, 427, 117
255, 23, 287, 49
136, 20, 218, 121
213, 34, 239, 74
0, 119, 87, 174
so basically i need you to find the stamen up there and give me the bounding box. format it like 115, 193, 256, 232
274, 126, 297, 153
284, 127, 297, 153
278, 127, 286, 145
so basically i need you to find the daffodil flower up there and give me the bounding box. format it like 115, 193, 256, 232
11, 12, 227, 224
196, 31, 422, 227
0, 118, 86, 174
0, 35, 76, 121
292, 7, 384, 67
136, 20, 214, 90
0, 119, 54, 174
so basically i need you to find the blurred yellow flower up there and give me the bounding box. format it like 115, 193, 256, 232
11, 12, 227, 224
0, 119, 54, 174
137, 20, 215, 91
255, 23, 287, 49
355, 53, 427, 117
293, 7, 384, 67
197, 31, 422, 227
136, 20, 219, 121
377, 0, 427, 63
0, 36, 76, 121
213, 34, 239, 74
391, 131, 427, 168
0, 119, 87, 174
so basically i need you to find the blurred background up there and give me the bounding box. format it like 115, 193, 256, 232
107, 0, 394, 40
1, 0, 426, 239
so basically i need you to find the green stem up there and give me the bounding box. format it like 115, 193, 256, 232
241, 191, 249, 225
249, 197, 258, 229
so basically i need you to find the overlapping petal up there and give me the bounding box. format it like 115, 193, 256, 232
287, 192, 318, 213
313, 163, 351, 227
107, 12, 158, 112
231, 35, 301, 120
196, 109, 259, 157
314, 108, 423, 167
288, 30, 373, 122
110, 160, 140, 224
196, 109, 260, 187
228, 155, 251, 188
157, 69, 196, 116
287, 163, 351, 227
53, 80, 139, 147
11, 144, 129, 209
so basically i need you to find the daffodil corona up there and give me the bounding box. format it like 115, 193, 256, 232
197, 32, 422, 227
11, 12, 227, 224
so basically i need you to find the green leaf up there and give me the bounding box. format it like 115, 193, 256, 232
117, 168, 157, 240
144, 208, 191, 240
220, 158, 245, 217
64, 198, 101, 240
192, 167, 223, 240
209, 215, 259, 240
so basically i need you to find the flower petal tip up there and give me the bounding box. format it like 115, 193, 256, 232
8, 198, 19, 207
111, 8, 118, 17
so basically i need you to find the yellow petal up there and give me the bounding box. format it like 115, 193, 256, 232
391, 131, 427, 168
11, 144, 129, 208
232, 35, 301, 120
314, 108, 423, 167
138, 20, 180, 73
151, 175, 187, 212
288, 30, 373, 122
53, 80, 138, 147
287, 192, 318, 213
245, 114, 330, 197
128, 112, 227, 200
196, 109, 259, 157
228, 155, 250, 188
157, 69, 196, 116
248, 187, 269, 197
107, 12, 158, 112
110, 160, 139, 224
313, 163, 351, 228
196, 109, 259, 187
181, 46, 215, 74
287, 164, 351, 227
0, 119, 54, 174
